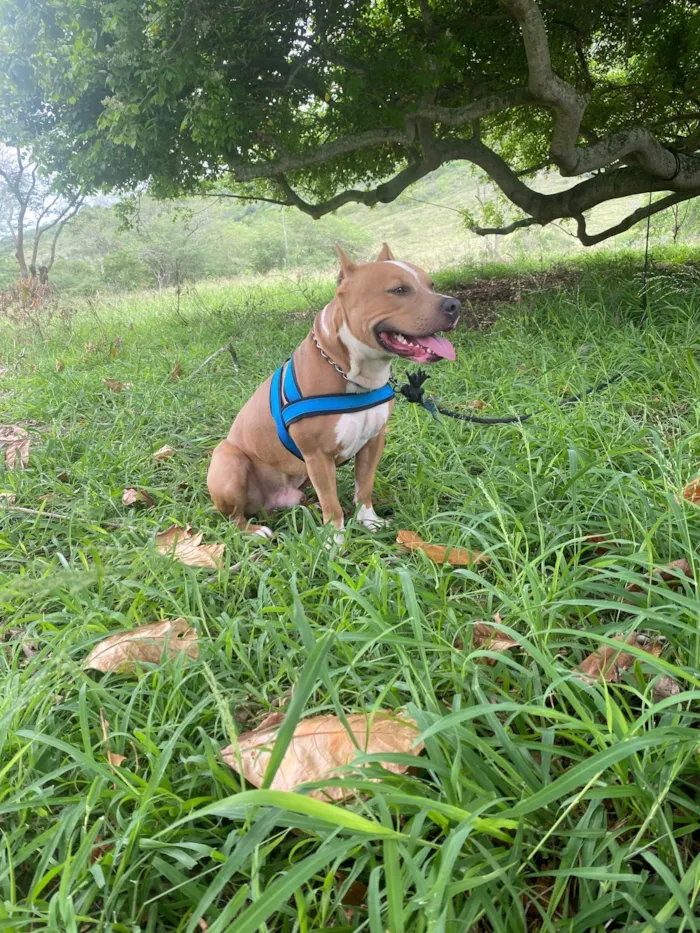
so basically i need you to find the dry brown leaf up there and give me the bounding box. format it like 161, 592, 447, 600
153, 445, 176, 461
221, 712, 423, 801
103, 377, 132, 393
89, 836, 114, 863
55, 359, 65, 372
0, 425, 30, 469
681, 477, 700, 503
396, 529, 489, 567
122, 487, 154, 508
169, 361, 182, 383
577, 632, 663, 683
0, 492, 16, 506
84, 342, 98, 353
469, 399, 489, 411
38, 493, 55, 504
583, 533, 617, 555
85, 618, 199, 674
100, 708, 126, 768
472, 621, 519, 666
155, 524, 224, 569
652, 675, 681, 702
626, 559, 693, 593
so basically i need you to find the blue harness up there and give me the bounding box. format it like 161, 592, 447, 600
269, 356, 395, 461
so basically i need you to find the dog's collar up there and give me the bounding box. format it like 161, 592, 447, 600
311, 327, 392, 391
311, 327, 354, 383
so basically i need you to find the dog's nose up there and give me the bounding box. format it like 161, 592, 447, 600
440, 296, 461, 318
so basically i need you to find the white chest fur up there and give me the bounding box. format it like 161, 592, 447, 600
334, 402, 390, 461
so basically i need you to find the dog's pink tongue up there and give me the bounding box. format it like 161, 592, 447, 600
415, 334, 456, 361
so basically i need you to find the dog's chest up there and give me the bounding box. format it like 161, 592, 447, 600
334, 403, 390, 460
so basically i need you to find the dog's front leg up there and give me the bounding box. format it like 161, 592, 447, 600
353, 431, 389, 531
304, 452, 344, 545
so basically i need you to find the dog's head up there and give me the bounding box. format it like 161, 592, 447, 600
332, 243, 460, 364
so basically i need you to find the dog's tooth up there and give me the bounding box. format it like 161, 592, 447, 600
396, 334, 407, 344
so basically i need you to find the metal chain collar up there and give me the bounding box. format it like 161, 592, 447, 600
310, 327, 352, 381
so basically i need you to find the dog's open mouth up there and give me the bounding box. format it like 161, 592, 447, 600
376, 329, 456, 363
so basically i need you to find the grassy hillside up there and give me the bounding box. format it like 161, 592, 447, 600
1, 250, 699, 931
3, 162, 698, 294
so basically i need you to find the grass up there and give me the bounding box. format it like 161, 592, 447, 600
1, 249, 700, 932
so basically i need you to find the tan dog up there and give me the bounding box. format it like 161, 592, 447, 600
207, 243, 460, 539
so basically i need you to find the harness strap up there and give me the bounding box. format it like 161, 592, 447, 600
270, 364, 304, 460
269, 356, 394, 462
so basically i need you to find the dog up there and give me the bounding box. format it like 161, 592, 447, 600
207, 243, 460, 539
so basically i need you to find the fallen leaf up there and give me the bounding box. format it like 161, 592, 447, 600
57, 471, 69, 481
222, 711, 423, 801
100, 708, 126, 768
122, 487, 154, 508
682, 477, 700, 503
169, 361, 182, 382
652, 674, 681, 702
85, 618, 199, 673
84, 342, 98, 353
577, 632, 664, 683
0, 492, 16, 505
472, 621, 519, 666
89, 836, 114, 863
469, 399, 489, 410
584, 533, 617, 555
55, 359, 65, 372
155, 524, 224, 569
153, 445, 175, 461
38, 493, 55, 504
0, 425, 30, 469
103, 378, 132, 393
110, 344, 118, 359
396, 529, 489, 567
626, 558, 693, 593
0, 367, 7, 378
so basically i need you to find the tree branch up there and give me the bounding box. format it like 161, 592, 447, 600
230, 129, 409, 182
471, 216, 538, 235
499, 0, 700, 188
273, 158, 433, 219
574, 191, 700, 245
408, 87, 536, 125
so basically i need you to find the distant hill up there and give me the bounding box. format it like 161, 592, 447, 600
1, 161, 693, 294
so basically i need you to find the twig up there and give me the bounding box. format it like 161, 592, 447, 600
188, 342, 239, 379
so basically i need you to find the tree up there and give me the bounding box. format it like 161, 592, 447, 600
0, 146, 84, 281
1, 0, 699, 245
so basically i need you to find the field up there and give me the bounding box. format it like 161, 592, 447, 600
1, 249, 700, 932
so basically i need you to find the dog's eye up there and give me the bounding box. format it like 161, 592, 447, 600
389, 285, 410, 295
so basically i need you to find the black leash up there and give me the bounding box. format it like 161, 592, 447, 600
392, 367, 623, 425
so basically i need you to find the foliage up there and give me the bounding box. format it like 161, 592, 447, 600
1, 0, 699, 242
1, 251, 700, 929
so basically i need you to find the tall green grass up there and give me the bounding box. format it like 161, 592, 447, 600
1, 250, 699, 931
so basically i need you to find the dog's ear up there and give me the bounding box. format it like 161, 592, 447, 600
335, 243, 356, 283
376, 242, 395, 262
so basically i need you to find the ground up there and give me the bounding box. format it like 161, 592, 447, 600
1, 250, 699, 932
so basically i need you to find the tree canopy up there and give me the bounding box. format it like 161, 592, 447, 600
1, 0, 699, 243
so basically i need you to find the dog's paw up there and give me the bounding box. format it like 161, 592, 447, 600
322, 522, 345, 552
253, 525, 274, 540
356, 505, 390, 532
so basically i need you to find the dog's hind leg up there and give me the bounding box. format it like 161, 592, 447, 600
207, 440, 273, 538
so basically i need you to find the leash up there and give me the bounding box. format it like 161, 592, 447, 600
391, 367, 623, 425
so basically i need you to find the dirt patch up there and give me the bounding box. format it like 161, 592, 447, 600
450, 266, 582, 329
